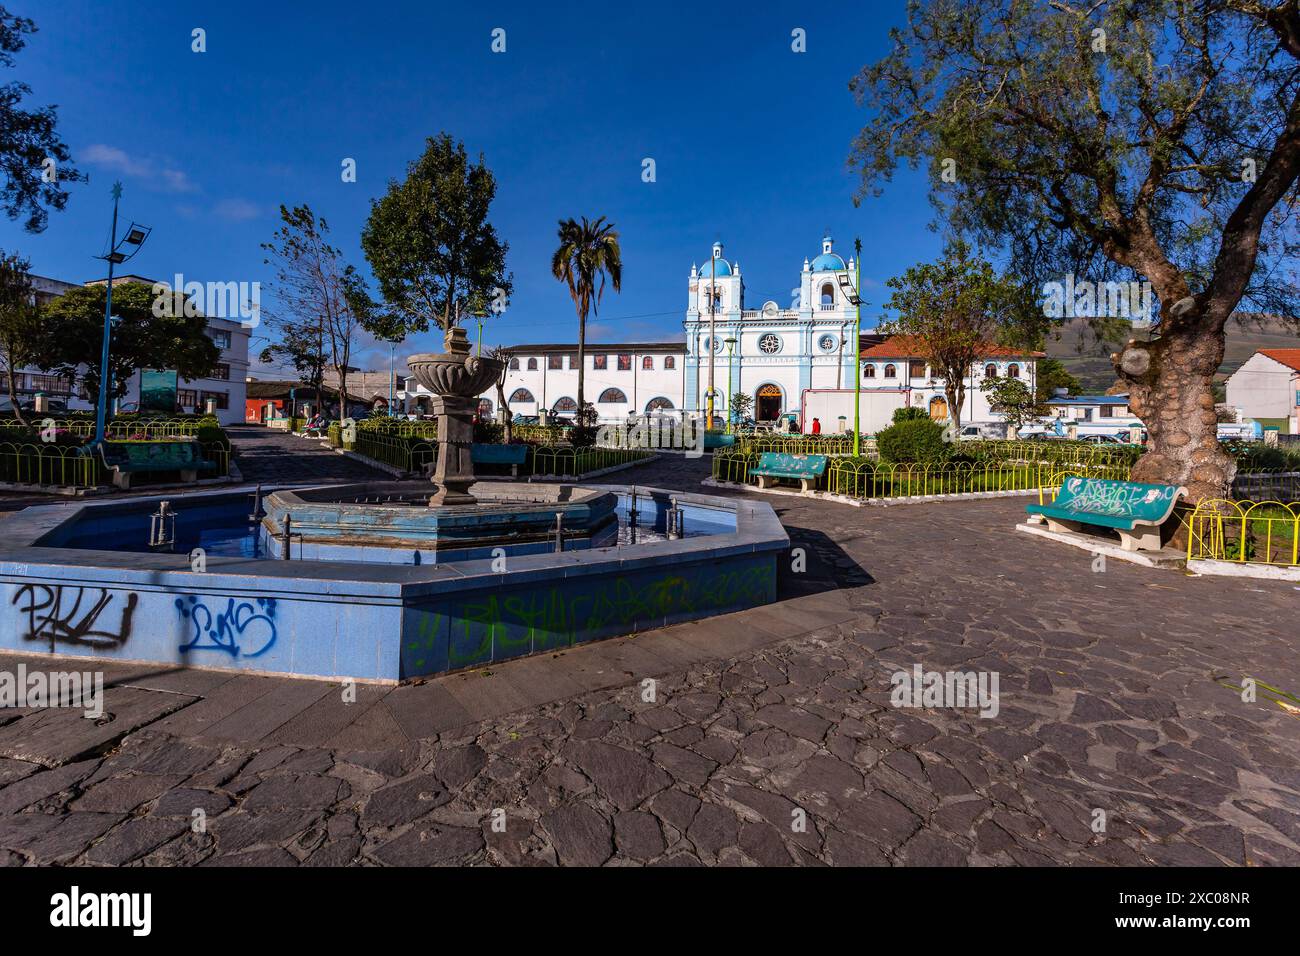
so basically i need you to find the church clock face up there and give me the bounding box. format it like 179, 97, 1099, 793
758, 333, 782, 354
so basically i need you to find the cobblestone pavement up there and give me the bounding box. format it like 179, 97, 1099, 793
224, 424, 390, 484
1, 454, 1299, 866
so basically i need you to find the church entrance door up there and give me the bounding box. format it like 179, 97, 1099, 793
756, 384, 783, 421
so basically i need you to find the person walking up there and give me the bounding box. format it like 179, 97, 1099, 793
811, 417, 822, 435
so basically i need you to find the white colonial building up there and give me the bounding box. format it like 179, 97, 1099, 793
418, 342, 687, 422
684, 237, 860, 422
445, 232, 1044, 432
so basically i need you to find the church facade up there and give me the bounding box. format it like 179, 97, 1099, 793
684, 237, 861, 422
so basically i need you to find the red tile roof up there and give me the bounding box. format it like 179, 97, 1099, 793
859, 335, 1045, 359
1260, 349, 1300, 373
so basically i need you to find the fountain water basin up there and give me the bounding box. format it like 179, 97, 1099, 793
260, 482, 619, 564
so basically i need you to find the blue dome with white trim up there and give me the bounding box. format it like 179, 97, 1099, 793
699, 258, 732, 277
810, 235, 846, 272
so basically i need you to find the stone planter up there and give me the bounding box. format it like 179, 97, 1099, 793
407, 327, 504, 506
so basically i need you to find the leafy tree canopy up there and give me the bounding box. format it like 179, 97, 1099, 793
361, 133, 512, 338
37, 282, 220, 400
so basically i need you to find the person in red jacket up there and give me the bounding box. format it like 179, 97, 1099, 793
811, 417, 822, 435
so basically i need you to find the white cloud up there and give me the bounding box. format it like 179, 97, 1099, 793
82, 144, 197, 193
212, 198, 260, 222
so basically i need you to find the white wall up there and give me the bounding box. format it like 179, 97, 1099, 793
1227, 352, 1297, 421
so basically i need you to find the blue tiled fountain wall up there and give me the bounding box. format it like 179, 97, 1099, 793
0, 486, 788, 682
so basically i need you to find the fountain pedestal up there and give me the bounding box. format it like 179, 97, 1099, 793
407, 328, 504, 507
428, 394, 477, 506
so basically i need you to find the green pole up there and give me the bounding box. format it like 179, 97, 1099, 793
852, 237, 862, 457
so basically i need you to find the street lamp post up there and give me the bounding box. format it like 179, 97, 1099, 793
706, 246, 717, 430
837, 238, 865, 457
92, 182, 150, 448
389, 342, 396, 416
724, 336, 737, 433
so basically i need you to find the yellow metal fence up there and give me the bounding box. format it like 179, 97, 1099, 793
1187, 499, 1300, 568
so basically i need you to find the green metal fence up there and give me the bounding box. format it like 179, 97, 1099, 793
531, 445, 653, 477
352, 430, 437, 474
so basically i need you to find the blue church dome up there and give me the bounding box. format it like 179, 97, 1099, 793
810, 252, 846, 272
699, 258, 732, 277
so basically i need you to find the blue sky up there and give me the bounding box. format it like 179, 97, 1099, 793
1, 0, 940, 374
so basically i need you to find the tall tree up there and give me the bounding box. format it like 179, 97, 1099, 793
880, 240, 1037, 429
551, 216, 623, 424
37, 281, 220, 401
849, 0, 1300, 502
0, 7, 84, 231
361, 133, 512, 346
0, 249, 39, 424
1034, 357, 1082, 403
262, 205, 365, 419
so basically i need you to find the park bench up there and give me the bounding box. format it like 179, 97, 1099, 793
1025, 475, 1186, 551
472, 443, 529, 477
97, 440, 217, 489
749, 452, 829, 492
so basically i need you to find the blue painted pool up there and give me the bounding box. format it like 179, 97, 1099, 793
43, 490, 733, 565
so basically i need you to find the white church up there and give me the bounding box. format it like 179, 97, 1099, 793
449, 233, 1041, 429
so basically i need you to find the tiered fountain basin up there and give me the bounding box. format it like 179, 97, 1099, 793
259, 482, 620, 564
0, 483, 788, 682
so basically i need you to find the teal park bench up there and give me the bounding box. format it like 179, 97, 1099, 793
97, 440, 217, 490
1025, 475, 1186, 551
471, 443, 529, 477
749, 452, 829, 493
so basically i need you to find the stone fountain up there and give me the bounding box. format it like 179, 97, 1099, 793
406, 326, 504, 506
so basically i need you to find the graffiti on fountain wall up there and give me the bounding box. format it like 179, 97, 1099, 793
402, 556, 777, 675
1, 582, 280, 661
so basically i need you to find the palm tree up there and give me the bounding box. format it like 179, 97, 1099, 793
551, 216, 622, 428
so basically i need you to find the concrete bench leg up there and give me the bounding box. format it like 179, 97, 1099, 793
1045, 518, 1082, 536
510, 465, 518, 477
756, 475, 771, 489
111, 470, 131, 490
1118, 526, 1162, 552
181, 469, 197, 482
800, 478, 813, 493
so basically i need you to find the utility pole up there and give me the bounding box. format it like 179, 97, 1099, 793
852, 237, 863, 457
707, 245, 717, 430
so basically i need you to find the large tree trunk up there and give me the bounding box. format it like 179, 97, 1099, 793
4, 358, 27, 428
1115, 324, 1234, 505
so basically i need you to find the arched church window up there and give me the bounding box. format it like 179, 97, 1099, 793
646, 396, 674, 412
1007, 363, 1020, 378
509, 357, 519, 370
864, 364, 876, 378
527, 358, 538, 370
642, 356, 653, 370
552, 396, 578, 412
598, 388, 627, 404
883, 364, 897, 378
984, 363, 996, 377
820, 284, 834, 308
509, 388, 534, 404
664, 355, 675, 370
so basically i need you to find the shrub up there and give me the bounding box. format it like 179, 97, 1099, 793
474, 420, 504, 444
876, 417, 952, 464
892, 406, 930, 424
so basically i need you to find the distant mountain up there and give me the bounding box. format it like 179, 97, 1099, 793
1045, 316, 1300, 394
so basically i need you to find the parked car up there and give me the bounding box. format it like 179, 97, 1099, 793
958, 422, 1009, 440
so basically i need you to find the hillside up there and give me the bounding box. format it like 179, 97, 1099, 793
1045, 316, 1300, 394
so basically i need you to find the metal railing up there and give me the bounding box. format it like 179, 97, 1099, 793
531, 445, 652, 477
352, 430, 437, 474
1187, 499, 1300, 568
0, 416, 219, 439
0, 442, 102, 488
